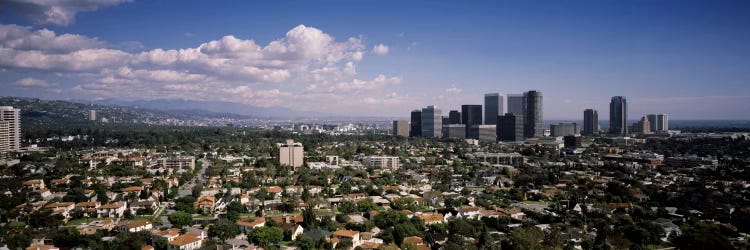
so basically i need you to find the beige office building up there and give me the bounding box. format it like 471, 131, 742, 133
278, 139, 304, 168
392, 120, 409, 137
0, 106, 21, 152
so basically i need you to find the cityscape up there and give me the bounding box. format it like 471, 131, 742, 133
1, 1, 750, 250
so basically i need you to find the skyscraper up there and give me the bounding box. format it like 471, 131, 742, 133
498, 113, 524, 142
524, 90, 543, 138
462, 104, 482, 139
507, 94, 525, 116
0, 106, 20, 152
448, 110, 461, 124
609, 96, 628, 135
392, 120, 409, 137
421, 105, 442, 138
657, 114, 668, 131
646, 114, 658, 132
484, 93, 505, 125
410, 110, 422, 137
90, 110, 96, 121
583, 109, 598, 135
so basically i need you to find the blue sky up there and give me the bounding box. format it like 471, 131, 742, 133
1, 0, 749, 119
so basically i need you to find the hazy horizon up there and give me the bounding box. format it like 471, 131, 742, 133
1, 1, 749, 120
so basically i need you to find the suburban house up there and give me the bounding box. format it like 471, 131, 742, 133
167, 233, 202, 250
118, 220, 153, 232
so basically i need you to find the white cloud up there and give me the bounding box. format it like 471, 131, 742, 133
4, 0, 132, 26
446, 87, 463, 94
1, 24, 407, 115
13, 77, 54, 87
0, 24, 105, 53
372, 44, 389, 55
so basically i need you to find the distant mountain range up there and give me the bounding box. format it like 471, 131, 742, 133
88, 98, 328, 119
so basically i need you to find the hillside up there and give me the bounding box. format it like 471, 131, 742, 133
0, 97, 250, 128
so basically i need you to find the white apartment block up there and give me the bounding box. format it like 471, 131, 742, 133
363, 156, 400, 170
0, 106, 21, 152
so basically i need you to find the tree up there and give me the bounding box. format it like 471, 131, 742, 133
338, 200, 358, 214
509, 226, 544, 250
295, 235, 316, 250
52, 227, 82, 248
249, 226, 284, 248
209, 219, 240, 241
391, 197, 418, 211
168, 211, 193, 228
357, 199, 378, 213
301, 204, 318, 229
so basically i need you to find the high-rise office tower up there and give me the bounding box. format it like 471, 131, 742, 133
461, 105, 482, 139
524, 90, 543, 138
609, 96, 628, 135
392, 120, 409, 137
498, 113, 524, 142
0, 106, 21, 152
484, 93, 505, 125
442, 116, 450, 127
90, 110, 96, 121
410, 110, 422, 137
646, 114, 658, 132
657, 114, 668, 131
448, 110, 461, 124
583, 109, 598, 135
507, 94, 525, 116
421, 105, 442, 138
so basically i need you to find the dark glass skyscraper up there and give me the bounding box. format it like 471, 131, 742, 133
462, 104, 482, 139
484, 93, 504, 125
421, 105, 442, 138
409, 110, 422, 137
498, 113, 524, 141
609, 96, 628, 135
583, 109, 598, 135
448, 110, 461, 124
524, 90, 543, 138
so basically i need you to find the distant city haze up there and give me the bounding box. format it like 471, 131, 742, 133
1, 1, 749, 119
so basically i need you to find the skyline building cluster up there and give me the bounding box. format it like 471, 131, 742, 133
398, 91, 544, 142
395, 93, 671, 140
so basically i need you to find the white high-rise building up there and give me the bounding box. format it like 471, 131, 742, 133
90, 110, 97, 121
0, 106, 21, 152
647, 114, 669, 132
278, 139, 304, 168
0, 121, 10, 155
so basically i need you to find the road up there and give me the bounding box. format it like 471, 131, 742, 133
178, 158, 209, 197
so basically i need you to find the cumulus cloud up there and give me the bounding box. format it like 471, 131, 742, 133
0, 24, 406, 115
0, 24, 105, 53
2, 0, 132, 26
372, 44, 389, 55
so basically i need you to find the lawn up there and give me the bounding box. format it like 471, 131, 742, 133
67, 217, 99, 226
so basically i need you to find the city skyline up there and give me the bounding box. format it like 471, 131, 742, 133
1, 1, 750, 119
